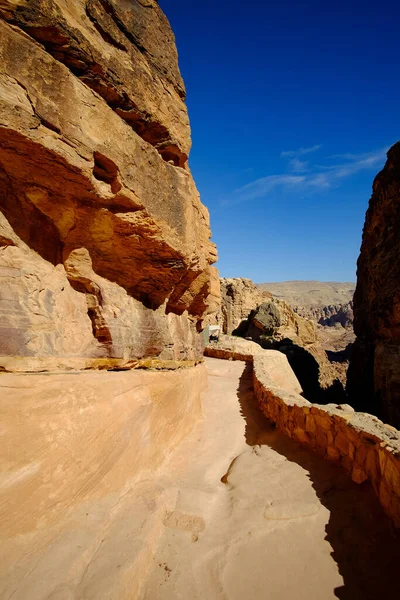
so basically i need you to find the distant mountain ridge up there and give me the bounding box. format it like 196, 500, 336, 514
256, 281, 355, 308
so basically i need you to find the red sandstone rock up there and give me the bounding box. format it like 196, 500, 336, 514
0, 1, 218, 364
348, 142, 400, 427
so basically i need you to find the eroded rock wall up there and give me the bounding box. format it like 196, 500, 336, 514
214, 278, 273, 334
0, 0, 219, 363
348, 142, 400, 427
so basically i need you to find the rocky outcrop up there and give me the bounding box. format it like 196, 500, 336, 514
242, 299, 318, 347
257, 282, 355, 357
0, 0, 218, 364
215, 278, 272, 334
216, 278, 316, 343
348, 142, 400, 427
212, 278, 346, 403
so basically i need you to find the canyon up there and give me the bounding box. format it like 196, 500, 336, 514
258, 280, 355, 312
1, 1, 400, 599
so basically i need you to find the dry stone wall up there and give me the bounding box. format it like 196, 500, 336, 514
207, 340, 400, 527
253, 354, 400, 527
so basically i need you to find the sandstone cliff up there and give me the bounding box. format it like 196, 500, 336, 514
0, 0, 219, 364
348, 141, 400, 427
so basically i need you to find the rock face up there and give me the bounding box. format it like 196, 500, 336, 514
217, 278, 316, 345
214, 278, 345, 403
216, 278, 272, 334
0, 0, 218, 364
348, 142, 400, 427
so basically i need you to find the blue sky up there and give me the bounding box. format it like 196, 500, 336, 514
160, 0, 399, 282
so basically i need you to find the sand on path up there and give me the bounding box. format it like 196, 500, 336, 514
1, 357, 399, 599
142, 358, 400, 600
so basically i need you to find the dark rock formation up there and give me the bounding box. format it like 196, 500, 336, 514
348, 142, 400, 427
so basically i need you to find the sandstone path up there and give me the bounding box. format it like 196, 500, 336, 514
1, 358, 399, 599
142, 358, 400, 600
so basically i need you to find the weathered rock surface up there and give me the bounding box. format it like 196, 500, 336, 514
257, 281, 355, 354
348, 142, 400, 427
213, 278, 345, 403
0, 0, 218, 364
0, 363, 207, 599
205, 334, 266, 362
214, 278, 272, 334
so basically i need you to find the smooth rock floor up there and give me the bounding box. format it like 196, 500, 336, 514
1, 357, 400, 599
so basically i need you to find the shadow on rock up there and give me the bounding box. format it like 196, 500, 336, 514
236, 364, 400, 600
276, 338, 346, 405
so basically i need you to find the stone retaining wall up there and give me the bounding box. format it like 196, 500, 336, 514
204, 336, 265, 362
253, 354, 400, 527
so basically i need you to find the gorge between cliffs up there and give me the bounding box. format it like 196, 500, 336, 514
1, 2, 400, 599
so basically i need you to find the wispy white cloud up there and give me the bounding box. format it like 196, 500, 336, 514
236, 174, 305, 201
289, 158, 309, 173
281, 144, 322, 158
232, 146, 388, 204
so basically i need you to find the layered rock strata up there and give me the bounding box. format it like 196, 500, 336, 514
0, 0, 218, 364
348, 142, 400, 427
